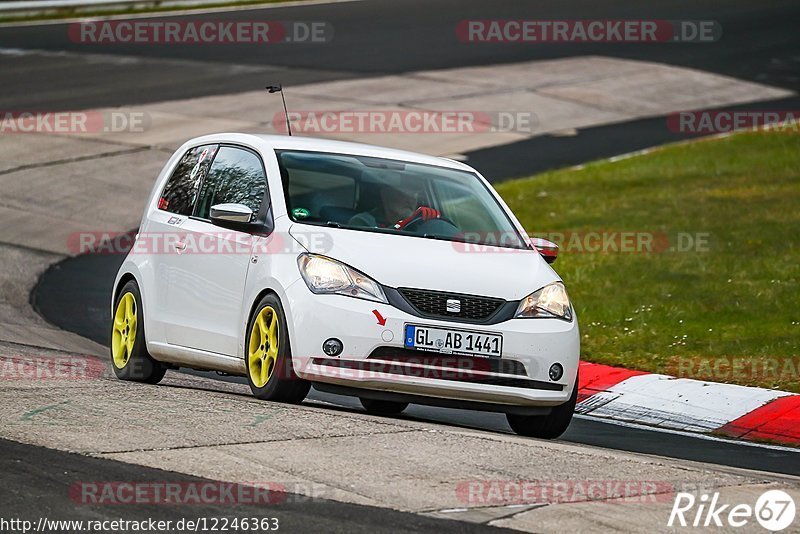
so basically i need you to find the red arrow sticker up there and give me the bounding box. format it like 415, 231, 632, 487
372, 310, 387, 326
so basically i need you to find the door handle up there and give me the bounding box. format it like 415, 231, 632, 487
174, 241, 186, 253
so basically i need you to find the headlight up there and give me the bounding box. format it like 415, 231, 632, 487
515, 282, 572, 320
297, 254, 387, 303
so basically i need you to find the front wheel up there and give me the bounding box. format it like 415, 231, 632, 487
506, 375, 578, 439
245, 294, 310, 403
110, 280, 166, 384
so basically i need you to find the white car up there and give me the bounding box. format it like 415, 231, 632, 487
111, 133, 580, 438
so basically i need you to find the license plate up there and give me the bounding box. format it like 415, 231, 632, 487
404, 324, 502, 358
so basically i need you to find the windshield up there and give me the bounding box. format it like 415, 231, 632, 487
276, 150, 527, 249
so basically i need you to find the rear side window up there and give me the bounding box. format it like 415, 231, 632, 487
194, 146, 268, 220
158, 144, 218, 216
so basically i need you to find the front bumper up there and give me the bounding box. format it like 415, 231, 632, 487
284, 280, 580, 408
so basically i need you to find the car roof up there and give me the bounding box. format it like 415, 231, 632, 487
181, 133, 475, 172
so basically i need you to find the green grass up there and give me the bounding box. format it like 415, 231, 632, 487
496, 129, 800, 392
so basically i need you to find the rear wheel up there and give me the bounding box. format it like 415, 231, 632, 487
245, 294, 310, 403
360, 398, 408, 415
110, 280, 166, 384
506, 376, 578, 439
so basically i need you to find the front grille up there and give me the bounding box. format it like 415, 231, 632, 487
398, 288, 504, 321
368, 347, 527, 376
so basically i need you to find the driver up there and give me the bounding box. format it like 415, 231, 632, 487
349, 180, 440, 230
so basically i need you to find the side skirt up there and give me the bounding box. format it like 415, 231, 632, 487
148, 341, 246, 376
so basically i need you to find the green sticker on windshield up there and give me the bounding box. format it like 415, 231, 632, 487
292, 207, 310, 219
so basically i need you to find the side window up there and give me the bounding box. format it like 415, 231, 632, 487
194, 147, 268, 220
159, 144, 218, 216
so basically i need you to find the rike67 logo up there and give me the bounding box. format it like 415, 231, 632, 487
669, 490, 796, 531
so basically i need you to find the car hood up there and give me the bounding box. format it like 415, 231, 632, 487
289, 224, 559, 301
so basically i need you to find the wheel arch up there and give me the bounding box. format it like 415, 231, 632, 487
243, 286, 296, 358
113, 272, 138, 307
245, 287, 282, 337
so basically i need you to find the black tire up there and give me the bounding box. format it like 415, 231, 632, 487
506, 376, 578, 439
360, 398, 408, 415
110, 280, 166, 384
245, 293, 310, 403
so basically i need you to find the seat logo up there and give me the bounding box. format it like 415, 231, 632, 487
446, 299, 462, 313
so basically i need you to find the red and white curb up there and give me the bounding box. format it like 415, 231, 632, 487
577, 362, 800, 447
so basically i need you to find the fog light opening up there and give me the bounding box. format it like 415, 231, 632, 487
549, 363, 564, 381
322, 338, 343, 357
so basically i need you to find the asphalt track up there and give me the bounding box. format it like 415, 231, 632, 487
0, 438, 508, 533
1, 0, 799, 181
7, 0, 800, 491
2, 0, 799, 108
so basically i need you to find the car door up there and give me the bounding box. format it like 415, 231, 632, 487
147, 143, 219, 344
163, 145, 269, 357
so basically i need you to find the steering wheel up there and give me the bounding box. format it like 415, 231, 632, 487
402, 214, 460, 235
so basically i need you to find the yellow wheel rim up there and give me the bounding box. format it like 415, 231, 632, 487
248, 306, 279, 388
111, 292, 137, 369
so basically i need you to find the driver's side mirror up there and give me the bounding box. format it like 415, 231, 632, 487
531, 237, 558, 264
210, 203, 253, 224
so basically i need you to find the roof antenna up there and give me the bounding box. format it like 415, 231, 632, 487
266, 84, 292, 136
